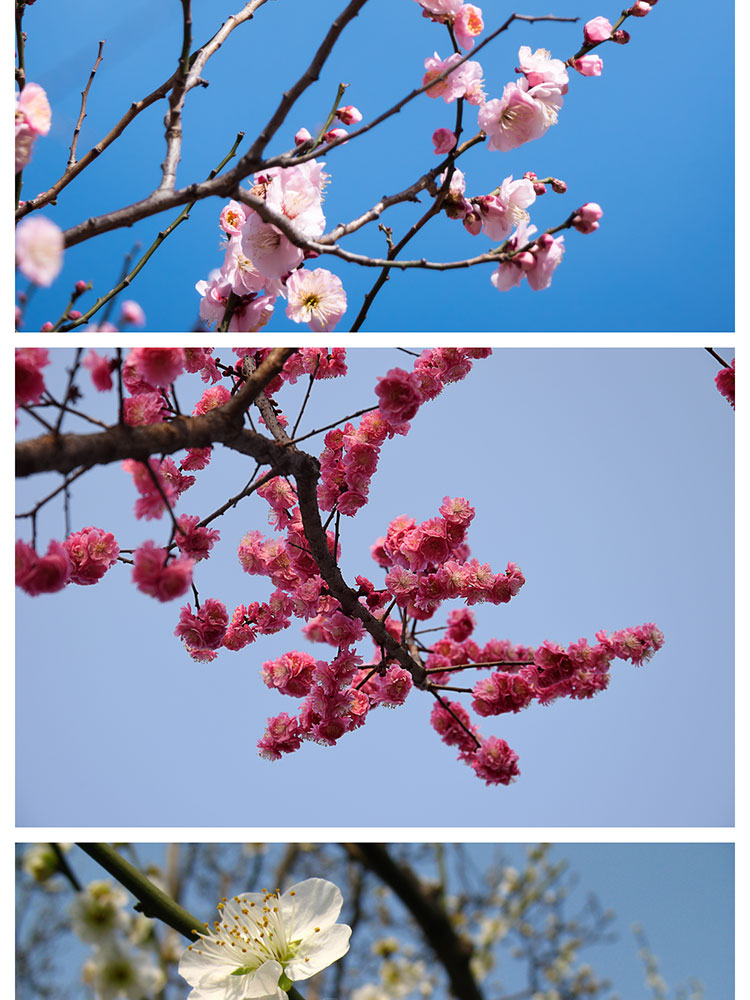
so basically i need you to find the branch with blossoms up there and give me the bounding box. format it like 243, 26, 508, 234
16, 346, 668, 787
15, 1, 662, 332
17, 842, 703, 1000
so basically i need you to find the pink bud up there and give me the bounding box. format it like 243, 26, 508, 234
537, 233, 555, 250
515, 251, 536, 271
120, 299, 146, 326
573, 54, 604, 76
578, 202, 603, 223
523, 171, 538, 182
40, 321, 54, 331
432, 127, 457, 154
612, 29, 631, 44
463, 209, 482, 236
628, 1, 651, 15
336, 104, 362, 125
533, 182, 547, 196
583, 16, 613, 44
294, 127, 312, 146
68, 310, 82, 320
550, 178, 567, 194
74, 279, 88, 294
573, 218, 600, 234
323, 128, 348, 144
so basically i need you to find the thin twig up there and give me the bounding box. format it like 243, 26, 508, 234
68, 41, 106, 169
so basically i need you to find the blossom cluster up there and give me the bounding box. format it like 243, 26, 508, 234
16, 347, 667, 787
68, 878, 165, 1000
197, 160, 347, 332
715, 359, 735, 409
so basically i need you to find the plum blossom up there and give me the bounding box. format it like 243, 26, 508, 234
16, 81, 51, 171
179, 879, 351, 1000
82, 943, 165, 1000
70, 881, 130, 943
478, 81, 553, 152
15, 216, 64, 286
714, 360, 735, 408
432, 127, 457, 153
453, 5, 484, 50
285, 268, 347, 331
16, 348, 50, 405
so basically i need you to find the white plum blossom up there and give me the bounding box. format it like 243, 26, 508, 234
285, 268, 347, 332
70, 880, 131, 943
178, 878, 352, 1000
82, 942, 165, 1000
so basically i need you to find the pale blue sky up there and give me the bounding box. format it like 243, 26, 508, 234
15, 348, 734, 826
15, 0, 734, 332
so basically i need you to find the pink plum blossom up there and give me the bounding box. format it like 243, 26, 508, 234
63, 527, 119, 585
175, 515, 221, 561
83, 351, 114, 392
219, 200, 247, 235
375, 368, 424, 426
714, 360, 735, 409
453, 5, 484, 50
416, 0, 463, 17
16, 82, 52, 135
129, 348, 185, 388
175, 599, 229, 650
478, 81, 552, 152
15, 216, 64, 286
285, 268, 347, 332
16, 539, 71, 596
516, 46, 569, 92
132, 541, 194, 602
16, 348, 50, 405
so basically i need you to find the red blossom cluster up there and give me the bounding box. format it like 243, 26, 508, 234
16, 346, 672, 786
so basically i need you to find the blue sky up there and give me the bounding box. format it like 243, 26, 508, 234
15, 0, 734, 332
15, 347, 734, 826
15, 842, 735, 998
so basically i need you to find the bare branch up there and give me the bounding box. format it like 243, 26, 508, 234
67, 40, 106, 169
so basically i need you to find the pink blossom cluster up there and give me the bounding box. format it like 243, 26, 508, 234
16, 526, 119, 596
376, 497, 526, 618
15, 82, 51, 173
318, 348, 491, 515
429, 622, 664, 785
416, 2, 484, 51
715, 360, 735, 409
490, 223, 565, 293
132, 541, 194, 602
197, 159, 347, 331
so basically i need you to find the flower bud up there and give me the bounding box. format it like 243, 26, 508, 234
69, 310, 82, 320
583, 16, 613, 44
432, 127, 457, 154
523, 171, 538, 182
612, 29, 631, 44
573, 218, 600, 234
628, 1, 651, 15
463, 209, 482, 235
573, 54, 604, 76
577, 202, 603, 224
537, 233, 555, 249
40, 321, 54, 331
294, 127, 312, 146
323, 128, 349, 144
533, 182, 547, 196
336, 104, 362, 125
74, 279, 88, 294
550, 178, 567, 194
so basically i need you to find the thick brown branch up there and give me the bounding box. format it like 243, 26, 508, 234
343, 844, 484, 1000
